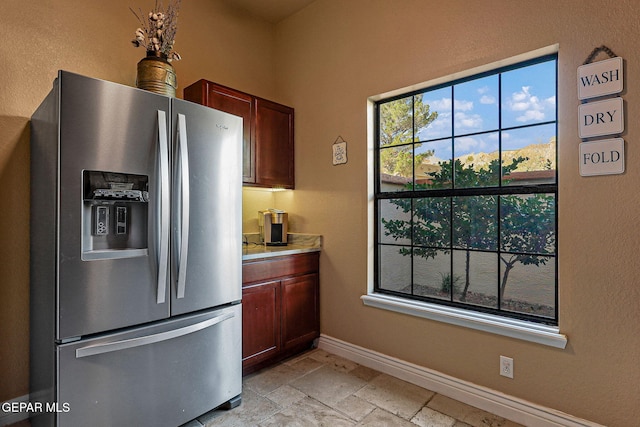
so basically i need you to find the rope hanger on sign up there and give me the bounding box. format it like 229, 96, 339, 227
583, 45, 618, 65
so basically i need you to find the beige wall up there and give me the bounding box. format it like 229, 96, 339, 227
2, 0, 639, 426
0, 0, 277, 404
274, 1, 639, 426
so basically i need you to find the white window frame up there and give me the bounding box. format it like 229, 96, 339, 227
364, 44, 567, 349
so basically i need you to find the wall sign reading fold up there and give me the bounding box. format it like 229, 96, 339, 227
579, 138, 624, 176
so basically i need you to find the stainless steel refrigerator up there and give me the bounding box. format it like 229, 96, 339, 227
30, 71, 243, 426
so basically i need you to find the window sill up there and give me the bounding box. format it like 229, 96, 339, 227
361, 293, 567, 349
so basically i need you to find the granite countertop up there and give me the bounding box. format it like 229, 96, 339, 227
242, 233, 321, 261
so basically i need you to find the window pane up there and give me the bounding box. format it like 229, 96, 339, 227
415, 143, 438, 187
413, 250, 451, 300
378, 245, 411, 293
379, 145, 413, 192
500, 194, 556, 255
379, 96, 414, 147
501, 61, 556, 129
502, 124, 556, 185
454, 75, 499, 136
379, 199, 412, 245
454, 132, 500, 188
413, 197, 450, 248
417, 87, 452, 141
419, 139, 452, 190
500, 255, 555, 319
452, 250, 499, 309
414, 94, 440, 142
453, 195, 498, 251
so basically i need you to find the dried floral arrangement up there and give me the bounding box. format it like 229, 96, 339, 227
131, 0, 182, 61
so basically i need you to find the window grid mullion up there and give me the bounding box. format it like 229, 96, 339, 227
412, 95, 416, 192
450, 84, 455, 303
410, 199, 415, 296
411, 97, 416, 296
449, 196, 454, 302
497, 196, 502, 311
497, 72, 503, 311
553, 57, 560, 322
451, 85, 456, 190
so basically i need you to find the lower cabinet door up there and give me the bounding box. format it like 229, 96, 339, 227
53, 305, 242, 427
242, 280, 281, 369
281, 273, 319, 350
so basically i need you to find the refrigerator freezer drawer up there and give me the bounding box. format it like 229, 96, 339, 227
51, 305, 241, 427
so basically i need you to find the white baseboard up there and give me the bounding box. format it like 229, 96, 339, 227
317, 334, 603, 427
0, 394, 29, 426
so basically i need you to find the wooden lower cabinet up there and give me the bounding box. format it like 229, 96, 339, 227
242, 280, 280, 369
242, 252, 319, 375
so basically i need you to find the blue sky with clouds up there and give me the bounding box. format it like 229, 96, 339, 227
417, 60, 556, 161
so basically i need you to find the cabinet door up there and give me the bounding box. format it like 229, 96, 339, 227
255, 98, 295, 188
281, 273, 319, 350
242, 281, 280, 369
184, 81, 255, 183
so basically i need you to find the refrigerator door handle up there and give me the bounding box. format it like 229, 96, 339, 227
75, 311, 235, 358
176, 113, 190, 299
157, 110, 170, 304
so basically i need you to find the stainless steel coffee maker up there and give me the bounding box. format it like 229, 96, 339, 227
258, 209, 288, 246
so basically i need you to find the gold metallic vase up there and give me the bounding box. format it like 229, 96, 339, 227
136, 53, 177, 97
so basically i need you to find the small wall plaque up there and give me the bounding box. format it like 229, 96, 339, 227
332, 136, 348, 165
578, 97, 623, 139
577, 57, 623, 100
579, 138, 624, 176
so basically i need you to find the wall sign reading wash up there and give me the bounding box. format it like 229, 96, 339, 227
577, 56, 623, 100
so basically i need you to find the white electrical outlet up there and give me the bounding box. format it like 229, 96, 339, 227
500, 356, 514, 379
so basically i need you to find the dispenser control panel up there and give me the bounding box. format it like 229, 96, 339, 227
116, 206, 128, 235
94, 206, 109, 236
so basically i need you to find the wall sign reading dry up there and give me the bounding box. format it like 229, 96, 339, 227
577, 46, 625, 177
578, 97, 623, 139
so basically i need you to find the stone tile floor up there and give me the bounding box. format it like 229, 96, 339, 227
190, 348, 524, 427
8, 348, 524, 427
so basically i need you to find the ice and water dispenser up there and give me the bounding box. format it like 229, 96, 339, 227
82, 171, 149, 260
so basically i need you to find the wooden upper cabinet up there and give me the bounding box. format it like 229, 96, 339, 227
184, 80, 294, 189
183, 80, 255, 183
255, 98, 295, 188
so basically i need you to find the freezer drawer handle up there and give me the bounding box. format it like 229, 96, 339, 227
75, 311, 235, 358
157, 110, 170, 304
176, 113, 190, 299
